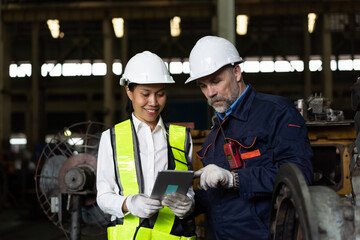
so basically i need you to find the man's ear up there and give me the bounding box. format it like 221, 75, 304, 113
233, 65, 242, 82
125, 86, 133, 101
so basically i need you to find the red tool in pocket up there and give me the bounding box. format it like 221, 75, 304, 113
215, 116, 242, 170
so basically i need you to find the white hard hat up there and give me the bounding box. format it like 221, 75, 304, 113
120, 51, 175, 86
185, 36, 243, 84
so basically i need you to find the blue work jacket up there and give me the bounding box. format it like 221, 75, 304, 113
195, 85, 313, 240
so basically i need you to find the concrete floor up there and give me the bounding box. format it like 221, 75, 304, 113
0, 206, 107, 240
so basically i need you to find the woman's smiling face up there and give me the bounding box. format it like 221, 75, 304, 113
126, 83, 166, 130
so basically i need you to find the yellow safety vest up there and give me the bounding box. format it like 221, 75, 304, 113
107, 119, 196, 240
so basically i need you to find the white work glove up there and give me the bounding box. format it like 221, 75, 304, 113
126, 194, 163, 218
194, 164, 234, 190
162, 192, 193, 218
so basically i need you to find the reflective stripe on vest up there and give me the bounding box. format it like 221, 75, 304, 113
169, 124, 188, 171
109, 120, 191, 240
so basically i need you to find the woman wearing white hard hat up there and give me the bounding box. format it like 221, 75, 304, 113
96, 51, 196, 240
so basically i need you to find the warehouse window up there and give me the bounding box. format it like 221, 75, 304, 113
243, 58, 260, 73
331, 60, 337, 71
182, 61, 190, 74
169, 61, 183, 74
354, 59, 360, 71
309, 60, 322, 71
92, 62, 107, 76
259, 61, 275, 73
8, 55, 360, 78
113, 62, 123, 75
275, 60, 292, 72
41, 63, 61, 77
62, 62, 81, 76
291, 60, 304, 72
10, 63, 31, 77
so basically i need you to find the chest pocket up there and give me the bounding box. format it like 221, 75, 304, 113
231, 135, 266, 167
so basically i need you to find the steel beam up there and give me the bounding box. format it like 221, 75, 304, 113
2, 1, 359, 23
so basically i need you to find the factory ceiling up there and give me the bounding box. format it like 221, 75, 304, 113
2, 0, 360, 22
1, 0, 360, 143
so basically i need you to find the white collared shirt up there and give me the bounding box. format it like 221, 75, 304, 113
96, 114, 194, 219
132, 113, 169, 195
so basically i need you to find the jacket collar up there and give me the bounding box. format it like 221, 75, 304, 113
228, 84, 256, 122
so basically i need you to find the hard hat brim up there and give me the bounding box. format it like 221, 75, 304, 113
185, 60, 243, 84
119, 77, 175, 86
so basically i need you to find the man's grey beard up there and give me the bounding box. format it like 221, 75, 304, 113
208, 84, 240, 113
208, 97, 233, 113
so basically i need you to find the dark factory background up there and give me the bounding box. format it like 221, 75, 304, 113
0, 0, 360, 239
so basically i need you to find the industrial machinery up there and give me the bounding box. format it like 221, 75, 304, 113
269, 78, 360, 239
295, 92, 356, 195
34, 121, 109, 240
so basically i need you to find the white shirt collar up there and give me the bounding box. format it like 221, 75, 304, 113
131, 113, 167, 134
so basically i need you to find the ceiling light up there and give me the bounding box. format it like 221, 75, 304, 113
112, 18, 124, 38
47, 19, 61, 39
308, 13, 317, 33
236, 15, 249, 35
170, 16, 181, 37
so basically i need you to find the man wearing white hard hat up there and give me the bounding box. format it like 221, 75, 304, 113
97, 51, 196, 240
187, 36, 314, 239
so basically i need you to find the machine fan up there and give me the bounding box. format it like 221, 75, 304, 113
34, 120, 110, 240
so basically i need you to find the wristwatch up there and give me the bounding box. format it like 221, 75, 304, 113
231, 171, 239, 190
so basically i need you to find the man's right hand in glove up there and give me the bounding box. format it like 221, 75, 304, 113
194, 164, 234, 190
124, 194, 163, 218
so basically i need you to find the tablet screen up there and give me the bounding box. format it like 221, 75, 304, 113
150, 170, 194, 200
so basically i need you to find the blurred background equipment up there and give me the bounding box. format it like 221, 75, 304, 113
268, 76, 360, 240
34, 121, 109, 240
295, 92, 356, 195
296, 93, 344, 122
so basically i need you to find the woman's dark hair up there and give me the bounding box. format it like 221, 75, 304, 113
125, 83, 169, 119
126, 83, 137, 117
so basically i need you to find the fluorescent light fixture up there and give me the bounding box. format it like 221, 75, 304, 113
236, 15, 249, 35
10, 138, 27, 145
170, 16, 181, 37
112, 18, 124, 38
308, 13, 317, 33
47, 19, 61, 39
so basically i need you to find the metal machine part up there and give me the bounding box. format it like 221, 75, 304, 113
34, 121, 109, 240
269, 163, 318, 240
296, 93, 357, 195
296, 93, 344, 122
307, 121, 356, 195
270, 163, 360, 240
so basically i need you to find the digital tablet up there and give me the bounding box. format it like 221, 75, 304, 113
150, 170, 194, 200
